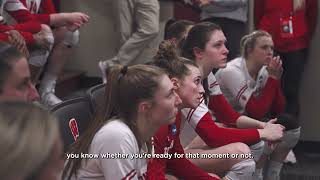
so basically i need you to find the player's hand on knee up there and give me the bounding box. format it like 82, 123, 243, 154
65, 12, 89, 26
258, 118, 285, 142
7, 30, 29, 57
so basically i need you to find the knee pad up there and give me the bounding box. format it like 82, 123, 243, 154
276, 113, 300, 130
63, 30, 79, 47
250, 141, 265, 162
225, 159, 256, 180
28, 49, 50, 67
280, 127, 300, 149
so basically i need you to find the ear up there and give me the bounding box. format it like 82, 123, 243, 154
171, 77, 180, 89
137, 101, 152, 114
247, 47, 254, 56
192, 47, 203, 60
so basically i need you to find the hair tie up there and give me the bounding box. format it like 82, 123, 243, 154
121, 66, 128, 75
118, 66, 128, 82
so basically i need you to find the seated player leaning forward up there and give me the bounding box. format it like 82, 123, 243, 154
62, 64, 181, 180
216, 30, 300, 180
147, 40, 222, 179
179, 22, 284, 179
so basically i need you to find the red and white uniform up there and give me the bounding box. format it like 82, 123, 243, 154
20, 0, 56, 24
147, 112, 219, 180
0, 0, 41, 45
216, 57, 285, 119
180, 72, 260, 148
2, 0, 55, 25
23, 0, 56, 14
69, 120, 148, 180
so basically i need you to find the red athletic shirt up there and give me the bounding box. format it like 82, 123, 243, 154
255, 0, 317, 52
19, 0, 56, 24
147, 112, 220, 180
181, 72, 260, 148
1, 0, 42, 44
183, 101, 260, 148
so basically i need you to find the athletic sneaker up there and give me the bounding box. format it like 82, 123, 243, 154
41, 92, 62, 107
284, 150, 297, 164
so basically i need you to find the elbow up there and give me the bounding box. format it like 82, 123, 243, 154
150, 24, 159, 36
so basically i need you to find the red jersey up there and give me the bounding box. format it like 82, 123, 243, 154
0, 0, 42, 44
19, 0, 56, 24
180, 72, 260, 148
216, 57, 285, 120
255, 0, 317, 52
147, 112, 219, 180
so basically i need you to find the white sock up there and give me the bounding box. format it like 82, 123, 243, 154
253, 168, 263, 180
224, 159, 256, 180
39, 73, 57, 94
264, 160, 283, 180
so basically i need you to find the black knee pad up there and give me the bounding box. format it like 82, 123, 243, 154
276, 113, 300, 130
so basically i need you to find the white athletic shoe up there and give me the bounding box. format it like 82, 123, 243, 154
284, 150, 297, 164
41, 92, 62, 107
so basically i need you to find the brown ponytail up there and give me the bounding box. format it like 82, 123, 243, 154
153, 40, 198, 80
63, 64, 166, 180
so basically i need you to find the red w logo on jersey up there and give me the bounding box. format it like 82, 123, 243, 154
69, 118, 79, 141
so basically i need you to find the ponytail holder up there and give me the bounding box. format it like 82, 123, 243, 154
121, 65, 128, 75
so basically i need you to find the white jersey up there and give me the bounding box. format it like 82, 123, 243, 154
1, 0, 27, 24
25, 0, 41, 14
69, 120, 148, 180
180, 101, 207, 147
181, 72, 222, 127
4, 0, 44, 14
2, 0, 27, 12
215, 57, 269, 114
207, 71, 223, 96
180, 72, 222, 146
